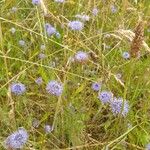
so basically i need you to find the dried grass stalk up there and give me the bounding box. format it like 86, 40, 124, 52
130, 21, 144, 57
115, 29, 150, 52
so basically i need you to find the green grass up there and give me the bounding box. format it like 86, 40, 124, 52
0, 0, 150, 149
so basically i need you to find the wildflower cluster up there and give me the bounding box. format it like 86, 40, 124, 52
98, 90, 129, 117
4, 128, 28, 149
3, 0, 147, 149
91, 83, 129, 116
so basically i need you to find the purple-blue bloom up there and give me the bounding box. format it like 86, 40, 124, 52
11, 83, 26, 95
110, 97, 129, 116
46, 80, 63, 96
35, 77, 43, 85
74, 51, 89, 63
91, 82, 101, 91
146, 143, 150, 150
55, 32, 61, 38
92, 7, 99, 16
19, 40, 25, 47
98, 91, 113, 104
4, 127, 28, 149
32, 0, 41, 5
68, 21, 84, 31
45, 23, 56, 36
44, 125, 53, 133
122, 51, 130, 59
110, 5, 118, 13
54, 0, 65, 3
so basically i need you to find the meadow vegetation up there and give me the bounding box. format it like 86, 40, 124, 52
0, 0, 150, 149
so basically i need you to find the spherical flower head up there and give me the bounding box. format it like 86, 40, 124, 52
110, 98, 129, 117
74, 51, 89, 63
110, 5, 118, 13
45, 24, 56, 36
4, 127, 28, 149
45, 23, 56, 36
92, 7, 99, 16
98, 91, 113, 104
91, 82, 101, 91
11, 83, 26, 95
35, 77, 43, 85
54, 0, 65, 3
44, 125, 53, 133
75, 14, 90, 22
32, 0, 41, 5
10, 27, 16, 34
38, 53, 46, 59
19, 40, 25, 47
122, 51, 130, 59
146, 143, 150, 150
55, 32, 61, 39
46, 80, 63, 96
68, 21, 84, 31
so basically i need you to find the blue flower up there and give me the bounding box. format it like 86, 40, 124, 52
146, 143, 150, 150
44, 125, 53, 133
11, 83, 26, 95
110, 5, 118, 13
19, 40, 25, 47
4, 127, 28, 149
91, 82, 101, 91
122, 51, 130, 59
74, 51, 89, 63
68, 21, 84, 31
35, 77, 43, 85
55, 32, 61, 38
92, 7, 99, 16
110, 98, 129, 116
98, 91, 113, 104
45, 23, 56, 36
32, 0, 41, 5
54, 0, 65, 3
46, 80, 63, 96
